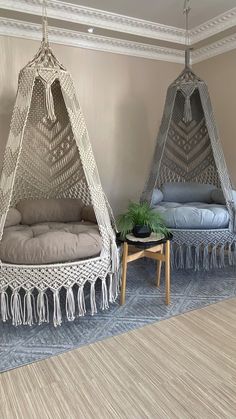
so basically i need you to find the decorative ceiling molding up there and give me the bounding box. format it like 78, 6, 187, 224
0, 13, 236, 64
190, 7, 236, 45
1, 0, 236, 47
0, 17, 184, 63
192, 33, 236, 64
0, 0, 186, 44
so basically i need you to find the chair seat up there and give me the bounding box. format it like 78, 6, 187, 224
153, 202, 230, 229
0, 222, 102, 264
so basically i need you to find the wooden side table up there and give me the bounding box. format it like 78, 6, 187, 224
120, 235, 171, 306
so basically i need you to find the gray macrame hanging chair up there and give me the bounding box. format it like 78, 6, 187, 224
141, 1, 236, 270
0, 4, 119, 326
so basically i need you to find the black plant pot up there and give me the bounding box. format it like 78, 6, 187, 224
132, 225, 151, 238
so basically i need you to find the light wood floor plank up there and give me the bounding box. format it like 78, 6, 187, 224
1, 298, 236, 418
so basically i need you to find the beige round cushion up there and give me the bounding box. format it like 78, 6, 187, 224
0, 222, 102, 264
16, 198, 83, 225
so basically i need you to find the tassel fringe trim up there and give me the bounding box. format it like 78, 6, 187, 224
66, 287, 75, 322
183, 95, 192, 123
0, 273, 118, 326
1, 289, 10, 322
0, 242, 234, 326
172, 242, 236, 271
45, 83, 56, 122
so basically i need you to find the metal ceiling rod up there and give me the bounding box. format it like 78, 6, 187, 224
183, 0, 191, 67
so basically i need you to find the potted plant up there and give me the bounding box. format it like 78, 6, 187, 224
117, 201, 169, 239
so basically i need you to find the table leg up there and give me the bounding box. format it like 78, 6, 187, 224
156, 245, 163, 287
120, 242, 128, 305
165, 240, 170, 305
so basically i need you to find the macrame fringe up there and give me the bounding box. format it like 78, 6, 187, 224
218, 245, 225, 268
228, 243, 233, 266
203, 245, 210, 271
53, 290, 62, 327
23, 291, 36, 326
109, 272, 119, 303
0, 276, 118, 326
186, 245, 193, 270
107, 241, 121, 303
66, 287, 75, 321
45, 83, 56, 122
101, 278, 109, 311
77, 285, 86, 317
111, 239, 120, 274
175, 246, 184, 269
109, 273, 113, 303
183, 95, 192, 123
228, 244, 236, 266
1, 289, 10, 322
37, 290, 49, 325
11, 290, 23, 326
170, 245, 175, 270
194, 246, 201, 271
210, 245, 217, 269
90, 281, 97, 316
234, 246, 236, 265
172, 242, 236, 271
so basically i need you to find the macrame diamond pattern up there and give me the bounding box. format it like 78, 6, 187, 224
0, 28, 118, 326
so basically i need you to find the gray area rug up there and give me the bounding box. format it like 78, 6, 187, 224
0, 260, 236, 373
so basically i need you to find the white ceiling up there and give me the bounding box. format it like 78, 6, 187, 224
62, 0, 236, 28
1, 0, 236, 64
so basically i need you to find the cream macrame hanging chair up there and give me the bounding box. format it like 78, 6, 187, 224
0, 3, 119, 326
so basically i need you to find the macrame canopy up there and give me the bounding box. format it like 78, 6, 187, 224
141, 0, 236, 232
0, 1, 119, 326
0, 2, 118, 271
0, 0, 116, 241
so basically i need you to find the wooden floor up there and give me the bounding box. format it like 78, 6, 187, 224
1, 299, 236, 419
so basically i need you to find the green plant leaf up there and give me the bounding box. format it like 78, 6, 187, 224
116, 200, 170, 238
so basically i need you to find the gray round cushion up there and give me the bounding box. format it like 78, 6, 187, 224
0, 222, 102, 264
154, 202, 230, 229
161, 182, 215, 203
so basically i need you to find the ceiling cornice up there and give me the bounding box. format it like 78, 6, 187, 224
190, 7, 236, 44
1, 16, 236, 65
192, 33, 236, 63
0, 2, 236, 64
1, 0, 236, 47
0, 0, 186, 44
0, 17, 184, 63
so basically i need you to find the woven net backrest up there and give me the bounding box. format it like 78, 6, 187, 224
11, 78, 91, 206
156, 88, 220, 189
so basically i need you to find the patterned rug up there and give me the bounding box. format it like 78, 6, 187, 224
0, 260, 236, 373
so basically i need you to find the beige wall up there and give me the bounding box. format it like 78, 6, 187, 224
194, 50, 236, 187
0, 36, 182, 214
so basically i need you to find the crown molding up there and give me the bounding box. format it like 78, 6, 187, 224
2, 0, 236, 47
0, 17, 184, 63
190, 7, 236, 45
192, 33, 236, 63
1, 15, 236, 65
2, 0, 236, 48
0, 0, 186, 44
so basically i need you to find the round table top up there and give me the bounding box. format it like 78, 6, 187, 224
126, 232, 164, 243
116, 232, 172, 248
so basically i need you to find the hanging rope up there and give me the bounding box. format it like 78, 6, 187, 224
41, 0, 57, 121
182, 0, 193, 123
42, 0, 49, 45
183, 0, 191, 68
